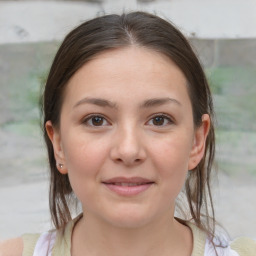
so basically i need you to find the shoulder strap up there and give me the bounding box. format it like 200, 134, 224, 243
51, 214, 82, 256
51, 221, 74, 256
186, 222, 207, 256
22, 232, 57, 256
22, 233, 40, 256
33, 231, 57, 256
230, 237, 256, 256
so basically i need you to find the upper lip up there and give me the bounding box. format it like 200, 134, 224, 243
102, 177, 154, 184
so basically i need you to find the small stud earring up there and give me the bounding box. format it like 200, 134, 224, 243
57, 163, 64, 168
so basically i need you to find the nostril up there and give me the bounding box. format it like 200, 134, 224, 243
114, 157, 142, 165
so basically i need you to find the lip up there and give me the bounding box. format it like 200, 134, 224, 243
102, 176, 155, 196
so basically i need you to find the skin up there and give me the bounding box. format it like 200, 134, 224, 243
0, 238, 23, 255
0, 46, 209, 256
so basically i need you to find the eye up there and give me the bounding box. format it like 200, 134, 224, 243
147, 114, 173, 126
82, 115, 110, 127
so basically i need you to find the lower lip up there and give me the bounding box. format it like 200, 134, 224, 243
103, 183, 154, 196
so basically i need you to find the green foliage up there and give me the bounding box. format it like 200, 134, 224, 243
206, 66, 256, 132
1, 42, 256, 178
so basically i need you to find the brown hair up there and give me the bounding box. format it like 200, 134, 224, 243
42, 11, 216, 240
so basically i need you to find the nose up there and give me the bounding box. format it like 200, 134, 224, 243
110, 124, 146, 166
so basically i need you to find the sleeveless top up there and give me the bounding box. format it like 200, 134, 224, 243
22, 217, 256, 256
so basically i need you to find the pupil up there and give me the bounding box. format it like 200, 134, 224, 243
153, 116, 164, 125
92, 116, 103, 126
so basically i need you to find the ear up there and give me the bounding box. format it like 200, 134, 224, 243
45, 120, 68, 174
188, 114, 210, 170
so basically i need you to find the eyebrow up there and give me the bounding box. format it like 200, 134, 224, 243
73, 97, 181, 109
74, 97, 117, 109
140, 97, 181, 108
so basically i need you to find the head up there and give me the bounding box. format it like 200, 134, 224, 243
42, 11, 215, 235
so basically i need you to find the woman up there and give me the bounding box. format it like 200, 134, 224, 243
1, 11, 255, 256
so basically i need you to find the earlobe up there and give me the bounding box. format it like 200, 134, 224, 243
45, 121, 68, 174
188, 114, 210, 170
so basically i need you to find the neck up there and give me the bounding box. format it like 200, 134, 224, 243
71, 212, 193, 256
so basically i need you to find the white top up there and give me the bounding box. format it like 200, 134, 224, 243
33, 231, 56, 256
204, 237, 239, 256
32, 230, 240, 256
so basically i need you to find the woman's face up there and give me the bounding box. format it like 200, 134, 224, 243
47, 47, 209, 228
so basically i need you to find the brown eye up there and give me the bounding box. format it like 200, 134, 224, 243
152, 116, 165, 126
147, 114, 173, 127
83, 115, 109, 127
91, 116, 104, 126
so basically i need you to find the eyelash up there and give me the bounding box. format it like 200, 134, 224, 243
147, 114, 174, 127
82, 114, 110, 127
82, 114, 174, 127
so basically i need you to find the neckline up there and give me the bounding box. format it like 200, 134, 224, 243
53, 215, 206, 256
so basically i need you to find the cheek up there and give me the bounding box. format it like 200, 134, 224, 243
61, 135, 110, 204
62, 134, 109, 177
152, 134, 192, 170
150, 136, 192, 196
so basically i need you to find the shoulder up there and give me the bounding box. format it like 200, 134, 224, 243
185, 221, 256, 256
230, 237, 256, 256
0, 237, 23, 256
0, 231, 57, 256
205, 237, 256, 256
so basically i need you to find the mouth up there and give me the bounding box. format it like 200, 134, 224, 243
102, 177, 155, 196
106, 182, 152, 186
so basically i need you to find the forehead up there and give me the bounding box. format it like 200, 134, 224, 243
64, 46, 190, 107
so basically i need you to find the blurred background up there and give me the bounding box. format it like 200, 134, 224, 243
0, 0, 256, 240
